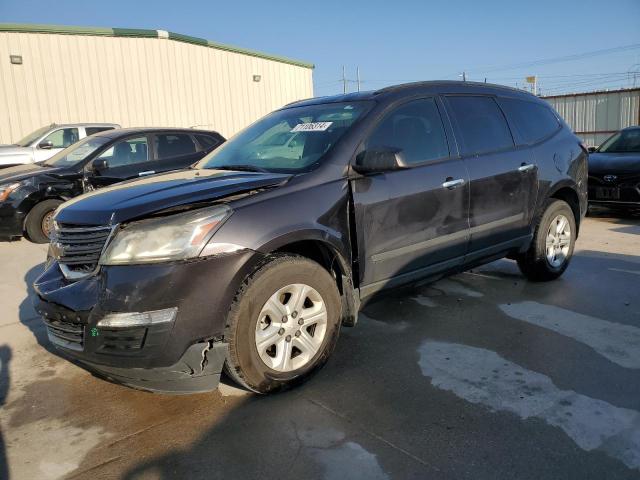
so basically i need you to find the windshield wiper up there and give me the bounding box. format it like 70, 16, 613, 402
212, 164, 270, 173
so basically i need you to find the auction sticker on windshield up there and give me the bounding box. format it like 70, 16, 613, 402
291, 122, 333, 132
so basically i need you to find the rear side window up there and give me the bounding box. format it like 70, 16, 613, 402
155, 133, 197, 159
498, 98, 560, 145
195, 134, 222, 151
367, 98, 449, 165
85, 127, 115, 136
447, 96, 514, 156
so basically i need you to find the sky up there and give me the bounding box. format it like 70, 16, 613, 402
1, 0, 639, 97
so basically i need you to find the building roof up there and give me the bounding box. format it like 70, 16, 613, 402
541, 87, 640, 99
0, 23, 314, 69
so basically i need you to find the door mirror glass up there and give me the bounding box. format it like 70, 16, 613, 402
587, 146, 598, 153
38, 140, 54, 149
353, 147, 408, 173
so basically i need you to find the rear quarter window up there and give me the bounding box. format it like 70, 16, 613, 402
195, 134, 222, 151
498, 98, 560, 145
446, 96, 514, 156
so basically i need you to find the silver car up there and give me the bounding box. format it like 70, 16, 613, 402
0, 123, 120, 167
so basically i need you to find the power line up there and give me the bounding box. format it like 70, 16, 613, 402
464, 43, 640, 75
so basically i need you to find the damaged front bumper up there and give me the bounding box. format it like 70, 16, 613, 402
78, 340, 228, 394
33, 249, 263, 394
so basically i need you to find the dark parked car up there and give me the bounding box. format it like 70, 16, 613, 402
588, 126, 640, 211
0, 128, 224, 243
33, 82, 587, 394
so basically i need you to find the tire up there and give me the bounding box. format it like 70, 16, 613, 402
24, 199, 62, 244
516, 199, 576, 282
224, 254, 342, 394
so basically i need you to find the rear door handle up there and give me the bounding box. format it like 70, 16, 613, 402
138, 170, 156, 177
442, 178, 465, 189
518, 163, 535, 173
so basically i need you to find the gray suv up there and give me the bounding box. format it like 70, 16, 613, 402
0, 123, 120, 167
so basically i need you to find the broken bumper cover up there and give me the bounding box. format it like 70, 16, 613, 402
78, 341, 228, 394
32, 249, 263, 393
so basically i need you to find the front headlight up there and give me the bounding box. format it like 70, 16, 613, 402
0, 182, 22, 202
100, 205, 233, 265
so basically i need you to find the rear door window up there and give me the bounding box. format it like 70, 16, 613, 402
446, 96, 514, 156
498, 98, 560, 145
366, 98, 450, 165
154, 133, 197, 159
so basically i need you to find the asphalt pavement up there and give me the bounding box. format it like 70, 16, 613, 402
0, 209, 639, 479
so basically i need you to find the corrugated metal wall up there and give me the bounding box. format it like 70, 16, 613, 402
0, 27, 314, 144
543, 89, 640, 147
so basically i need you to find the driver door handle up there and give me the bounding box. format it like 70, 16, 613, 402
518, 163, 535, 173
139, 170, 155, 177
442, 178, 465, 190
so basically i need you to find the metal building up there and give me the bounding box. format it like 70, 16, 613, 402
542, 88, 640, 147
0, 23, 314, 144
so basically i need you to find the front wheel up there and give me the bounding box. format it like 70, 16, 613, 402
517, 199, 576, 281
24, 199, 63, 244
224, 254, 342, 393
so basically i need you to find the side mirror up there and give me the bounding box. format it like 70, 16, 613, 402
38, 140, 53, 150
353, 147, 408, 174
92, 159, 109, 172
587, 146, 598, 153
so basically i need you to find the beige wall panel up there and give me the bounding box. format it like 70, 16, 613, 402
0, 31, 313, 143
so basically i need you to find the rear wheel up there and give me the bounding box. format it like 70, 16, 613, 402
24, 199, 63, 244
224, 254, 341, 393
517, 199, 576, 281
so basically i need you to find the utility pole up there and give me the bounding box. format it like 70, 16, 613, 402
463, 71, 466, 82
342, 65, 347, 94
356, 66, 361, 92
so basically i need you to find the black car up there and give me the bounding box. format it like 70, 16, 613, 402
33, 81, 587, 394
588, 126, 640, 211
0, 128, 224, 243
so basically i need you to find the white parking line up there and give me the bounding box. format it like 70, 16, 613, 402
609, 268, 640, 276
499, 302, 640, 369
418, 340, 640, 470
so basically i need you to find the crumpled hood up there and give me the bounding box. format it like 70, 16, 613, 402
589, 152, 640, 175
57, 168, 291, 225
0, 163, 64, 184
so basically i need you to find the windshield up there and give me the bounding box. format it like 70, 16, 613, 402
598, 129, 640, 153
15, 126, 51, 147
196, 101, 374, 173
43, 136, 111, 167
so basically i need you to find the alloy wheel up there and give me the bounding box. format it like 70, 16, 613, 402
254, 283, 328, 372
545, 214, 571, 268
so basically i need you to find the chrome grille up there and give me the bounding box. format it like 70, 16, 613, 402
53, 222, 112, 277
